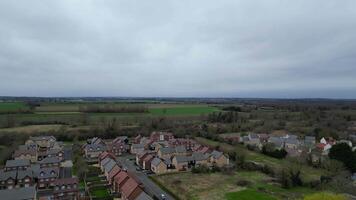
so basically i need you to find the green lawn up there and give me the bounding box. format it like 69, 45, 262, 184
226, 189, 276, 200
0, 102, 29, 113
91, 188, 110, 198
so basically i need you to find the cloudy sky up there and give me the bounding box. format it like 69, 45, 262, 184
1, 1, 356, 98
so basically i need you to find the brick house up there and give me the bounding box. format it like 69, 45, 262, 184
34, 167, 59, 189
16, 169, 34, 188
150, 158, 167, 174
13, 149, 38, 163
53, 178, 79, 200
209, 150, 229, 167
0, 170, 17, 189
113, 171, 130, 193
120, 177, 144, 200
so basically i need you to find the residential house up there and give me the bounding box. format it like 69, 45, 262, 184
84, 143, 107, 159
5, 159, 31, 171
284, 137, 299, 150
103, 159, 118, 179
151, 158, 167, 174
98, 151, 116, 166
16, 169, 34, 188
244, 133, 262, 149
113, 171, 130, 193
26, 136, 57, 151
142, 155, 154, 170
37, 148, 64, 162
258, 133, 269, 143
53, 178, 79, 200
268, 137, 285, 150
304, 136, 316, 150
150, 131, 174, 142
0, 170, 17, 189
0, 186, 37, 200
108, 165, 121, 186
38, 157, 61, 168
131, 144, 145, 155
34, 167, 59, 189
209, 150, 229, 167
157, 146, 187, 159
107, 136, 129, 156
13, 149, 38, 163
120, 177, 144, 200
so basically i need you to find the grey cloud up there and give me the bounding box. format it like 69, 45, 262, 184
0, 0, 356, 98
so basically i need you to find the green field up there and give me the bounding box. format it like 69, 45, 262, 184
225, 189, 276, 200
0, 102, 29, 112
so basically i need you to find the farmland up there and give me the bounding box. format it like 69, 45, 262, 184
0, 102, 219, 128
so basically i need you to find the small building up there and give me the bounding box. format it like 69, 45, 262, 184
209, 150, 229, 167
151, 158, 167, 174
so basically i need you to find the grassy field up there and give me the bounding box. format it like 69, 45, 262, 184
195, 137, 328, 182
0, 102, 29, 112
152, 171, 316, 200
149, 106, 219, 116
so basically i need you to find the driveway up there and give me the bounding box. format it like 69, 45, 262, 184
116, 155, 175, 200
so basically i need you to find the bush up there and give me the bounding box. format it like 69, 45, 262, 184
236, 179, 251, 187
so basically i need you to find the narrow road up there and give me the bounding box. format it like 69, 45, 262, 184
116, 155, 175, 200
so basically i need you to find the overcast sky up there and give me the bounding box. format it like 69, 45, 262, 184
1, 1, 356, 98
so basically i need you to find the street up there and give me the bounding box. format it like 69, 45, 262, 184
116, 155, 175, 200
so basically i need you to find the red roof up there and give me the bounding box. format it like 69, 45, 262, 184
98, 151, 115, 162
316, 143, 326, 149
109, 165, 121, 180
121, 177, 142, 200
114, 171, 130, 187
54, 178, 78, 186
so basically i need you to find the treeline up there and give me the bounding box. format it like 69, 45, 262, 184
78, 104, 148, 113
207, 111, 239, 123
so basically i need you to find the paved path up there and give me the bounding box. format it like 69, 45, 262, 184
117, 155, 175, 200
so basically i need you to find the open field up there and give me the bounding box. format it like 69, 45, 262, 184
0, 102, 29, 113
195, 137, 329, 182
152, 171, 316, 200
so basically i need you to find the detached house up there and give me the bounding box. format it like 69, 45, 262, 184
120, 177, 144, 200
84, 143, 107, 159
26, 136, 57, 151
151, 158, 167, 174
210, 150, 229, 167
131, 144, 145, 155
113, 171, 130, 194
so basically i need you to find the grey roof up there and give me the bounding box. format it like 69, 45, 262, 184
39, 156, 61, 164
192, 152, 209, 161
34, 167, 59, 179
268, 137, 284, 147
174, 155, 191, 163
249, 133, 259, 139
151, 158, 162, 167
132, 144, 145, 149
162, 158, 172, 165
288, 135, 298, 139
285, 138, 299, 145
175, 146, 186, 153
211, 150, 223, 159
103, 159, 117, 173
5, 159, 30, 168
160, 146, 186, 155
0, 170, 17, 181
17, 169, 33, 179
0, 186, 36, 200
86, 143, 106, 152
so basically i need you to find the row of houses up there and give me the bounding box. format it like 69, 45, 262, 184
0, 136, 80, 200
134, 132, 230, 174
98, 152, 152, 200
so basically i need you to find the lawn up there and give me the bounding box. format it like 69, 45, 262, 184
152, 171, 316, 200
225, 189, 276, 200
0, 102, 29, 113
90, 187, 110, 198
